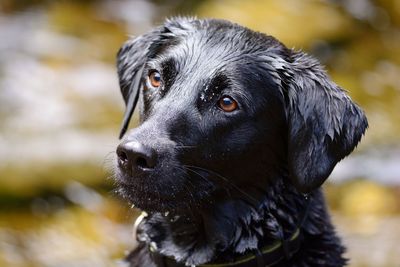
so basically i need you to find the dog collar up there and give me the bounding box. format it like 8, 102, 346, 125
150, 228, 301, 267
202, 229, 301, 267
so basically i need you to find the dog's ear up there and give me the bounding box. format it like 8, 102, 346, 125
117, 30, 158, 139
284, 52, 368, 193
116, 17, 195, 138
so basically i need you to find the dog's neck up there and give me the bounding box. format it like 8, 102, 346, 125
134, 180, 340, 266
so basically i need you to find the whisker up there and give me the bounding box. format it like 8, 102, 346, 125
177, 168, 197, 190
175, 165, 207, 200
173, 165, 213, 217
175, 145, 197, 150
181, 165, 214, 187
180, 179, 198, 217
184, 165, 259, 206
102, 151, 116, 170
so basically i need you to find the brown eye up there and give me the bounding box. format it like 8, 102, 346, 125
218, 96, 238, 112
148, 71, 162, 88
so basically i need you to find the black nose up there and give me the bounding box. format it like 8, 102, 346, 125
116, 141, 157, 172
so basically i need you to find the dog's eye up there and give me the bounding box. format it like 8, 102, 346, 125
218, 96, 238, 112
147, 71, 162, 88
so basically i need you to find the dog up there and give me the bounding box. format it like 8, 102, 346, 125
114, 17, 368, 267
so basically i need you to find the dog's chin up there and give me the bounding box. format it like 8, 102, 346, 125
116, 182, 204, 214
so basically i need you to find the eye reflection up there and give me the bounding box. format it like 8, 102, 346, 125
147, 70, 162, 88
218, 96, 238, 112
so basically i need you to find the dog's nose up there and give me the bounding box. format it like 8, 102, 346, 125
117, 141, 157, 171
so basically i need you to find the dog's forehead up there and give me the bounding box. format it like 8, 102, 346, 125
167, 35, 240, 72
146, 23, 288, 103
156, 23, 287, 79
159, 25, 267, 71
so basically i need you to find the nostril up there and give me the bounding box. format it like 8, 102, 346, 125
116, 148, 128, 165
136, 150, 157, 169
118, 151, 127, 161
116, 141, 157, 171
136, 157, 149, 169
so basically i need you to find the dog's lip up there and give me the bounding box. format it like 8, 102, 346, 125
118, 180, 177, 201
138, 188, 176, 201
116, 170, 152, 186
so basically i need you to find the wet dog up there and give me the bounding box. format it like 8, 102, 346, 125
114, 17, 367, 267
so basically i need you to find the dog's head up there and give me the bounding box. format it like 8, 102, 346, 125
114, 18, 367, 213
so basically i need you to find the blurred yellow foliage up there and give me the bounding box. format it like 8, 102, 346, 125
0, 201, 132, 267
326, 180, 399, 235
197, 0, 353, 48
47, 1, 127, 63
339, 180, 398, 217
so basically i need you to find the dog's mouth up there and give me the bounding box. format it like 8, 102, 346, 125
114, 162, 262, 214
117, 182, 177, 211
115, 165, 217, 213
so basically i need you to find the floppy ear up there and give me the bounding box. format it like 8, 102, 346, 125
285, 52, 368, 193
116, 31, 157, 139
116, 17, 196, 139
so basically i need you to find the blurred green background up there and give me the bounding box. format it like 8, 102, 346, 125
0, 0, 399, 266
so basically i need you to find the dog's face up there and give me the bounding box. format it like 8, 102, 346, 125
114, 18, 367, 213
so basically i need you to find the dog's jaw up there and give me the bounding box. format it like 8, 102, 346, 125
130, 180, 347, 266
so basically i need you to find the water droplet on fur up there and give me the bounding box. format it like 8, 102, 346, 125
170, 215, 179, 222
164, 211, 169, 217
150, 241, 158, 251
131, 203, 135, 208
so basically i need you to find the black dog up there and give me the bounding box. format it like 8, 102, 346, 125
114, 17, 367, 267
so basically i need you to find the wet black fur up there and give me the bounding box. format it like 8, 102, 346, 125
115, 18, 368, 267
